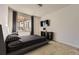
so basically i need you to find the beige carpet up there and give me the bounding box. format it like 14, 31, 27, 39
26, 41, 79, 55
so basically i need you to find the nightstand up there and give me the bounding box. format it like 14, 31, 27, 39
41, 31, 54, 40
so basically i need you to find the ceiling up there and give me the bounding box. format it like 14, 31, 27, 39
8, 4, 70, 17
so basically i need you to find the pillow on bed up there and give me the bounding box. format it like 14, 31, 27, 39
6, 34, 20, 43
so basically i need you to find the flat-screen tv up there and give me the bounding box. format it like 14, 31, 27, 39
40, 21, 44, 27
40, 20, 50, 27
46, 20, 50, 26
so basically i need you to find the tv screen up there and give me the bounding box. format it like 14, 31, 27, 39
46, 20, 50, 26
40, 21, 43, 27
40, 20, 50, 27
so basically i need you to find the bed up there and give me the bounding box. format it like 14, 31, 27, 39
6, 35, 48, 55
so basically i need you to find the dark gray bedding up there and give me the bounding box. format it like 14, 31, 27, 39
19, 35, 45, 42
7, 35, 47, 52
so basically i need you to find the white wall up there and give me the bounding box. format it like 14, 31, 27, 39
34, 16, 41, 35
42, 5, 79, 48
0, 5, 9, 40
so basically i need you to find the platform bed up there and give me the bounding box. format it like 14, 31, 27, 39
8, 41, 48, 55
6, 35, 48, 55
0, 24, 48, 55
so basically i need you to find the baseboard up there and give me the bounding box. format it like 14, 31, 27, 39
54, 39, 79, 50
